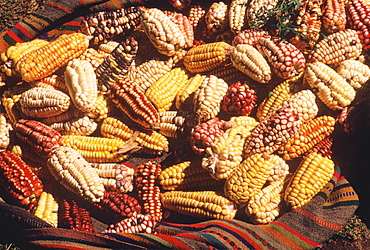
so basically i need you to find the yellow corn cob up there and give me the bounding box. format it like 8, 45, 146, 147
183, 42, 233, 73
336, 59, 370, 90
64, 59, 98, 113
159, 161, 221, 191
284, 152, 335, 209
145, 67, 189, 112
18, 87, 71, 118
322, 0, 346, 34
30, 74, 69, 93
309, 29, 362, 65
229, 0, 249, 33
32, 191, 59, 227
98, 40, 120, 55
1, 86, 30, 125
224, 153, 282, 204
247, 0, 279, 29
278, 115, 336, 161
15, 33, 89, 82
192, 75, 229, 126
101, 117, 169, 155
47, 146, 105, 202
304, 61, 356, 110
77, 47, 106, 70
175, 74, 206, 111
0, 113, 11, 149
202, 125, 253, 180
62, 135, 129, 163
49, 116, 98, 136
230, 44, 271, 84
161, 190, 237, 220
86, 94, 109, 121
225, 116, 260, 130
266, 154, 290, 183
280, 89, 318, 122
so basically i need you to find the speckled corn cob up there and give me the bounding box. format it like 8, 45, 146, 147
256, 38, 306, 80
30, 74, 68, 93
162, 190, 237, 220
336, 59, 370, 90
32, 191, 59, 227
278, 115, 336, 161
284, 152, 335, 209
61, 135, 129, 163
228, 0, 249, 33
346, 0, 370, 50
322, 0, 346, 34
304, 61, 356, 110
15, 33, 89, 82
0, 114, 11, 149
49, 116, 98, 136
105, 212, 158, 233
0, 150, 44, 210
64, 59, 97, 113
14, 119, 64, 158
224, 153, 279, 204
230, 44, 271, 84
145, 67, 189, 112
99, 191, 142, 218
60, 199, 95, 233
202, 125, 253, 180
309, 29, 362, 65
80, 6, 143, 44
101, 116, 169, 155
232, 29, 271, 46
47, 146, 105, 203
111, 79, 160, 130
204, 1, 228, 37
304, 136, 333, 159
175, 74, 206, 111
192, 75, 229, 126
246, 0, 279, 29
183, 42, 233, 73
140, 8, 186, 56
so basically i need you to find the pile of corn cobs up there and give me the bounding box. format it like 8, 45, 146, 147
0, 0, 369, 233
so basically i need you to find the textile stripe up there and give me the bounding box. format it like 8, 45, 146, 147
27, 236, 115, 249
261, 225, 303, 249
47, 2, 74, 14
295, 208, 342, 230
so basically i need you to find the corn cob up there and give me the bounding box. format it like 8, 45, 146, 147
91, 163, 135, 193
101, 116, 169, 155
166, 12, 194, 48
47, 146, 105, 202
309, 29, 362, 65
60, 198, 95, 233
265, 154, 290, 183
14, 119, 64, 158
204, 1, 228, 37
32, 191, 59, 227
284, 152, 335, 209
86, 94, 109, 121
192, 75, 229, 126
183, 42, 233, 73
49, 116, 98, 136
221, 81, 257, 116
230, 44, 271, 84
99, 191, 142, 218
18, 87, 71, 118
30, 74, 69, 93
202, 125, 253, 180
64, 59, 98, 113
0, 113, 11, 149
244, 106, 302, 157
61, 135, 129, 163
110, 79, 160, 130
225, 115, 260, 129
145, 67, 189, 112
278, 115, 336, 161
2, 86, 30, 125
188, 5, 206, 29
224, 153, 279, 204
98, 40, 120, 55
228, 0, 249, 34
175, 74, 206, 111
79, 6, 143, 44
304, 61, 356, 110
322, 0, 346, 34
77, 48, 106, 70
336, 59, 370, 90
38, 107, 84, 125
95, 36, 139, 94
232, 29, 271, 47
161, 190, 237, 220
256, 38, 306, 80
304, 136, 333, 159
105, 212, 158, 233
141, 8, 186, 56
0, 150, 44, 210
15, 33, 89, 82
246, 0, 279, 30
158, 111, 187, 139
168, 0, 191, 10
208, 62, 248, 83
346, 0, 370, 50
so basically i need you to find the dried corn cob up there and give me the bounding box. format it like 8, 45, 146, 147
221, 81, 257, 116
168, 0, 191, 10
304, 61, 356, 110
304, 136, 333, 159
0, 150, 44, 210
161, 190, 237, 220
230, 44, 271, 84
232, 29, 271, 46
80, 6, 143, 44
336, 59, 370, 90
141, 8, 186, 56
188, 5, 206, 29
2, 86, 30, 125
77, 48, 106, 70
284, 152, 335, 209
15, 33, 89, 82
246, 0, 279, 29
224, 153, 279, 204
145, 67, 189, 112
0, 114, 11, 149
278, 115, 336, 161
266, 154, 290, 183
38, 107, 83, 125
61, 135, 129, 163
64, 59, 98, 113
202, 125, 253, 180
32, 191, 59, 227
183, 42, 233, 73
346, 0, 370, 50
101, 116, 169, 155
166, 12, 194, 48
225, 115, 260, 130
60, 199, 95, 233
30, 74, 68, 93
309, 29, 362, 65
105, 212, 158, 233
86, 94, 109, 121
209, 62, 248, 83
158, 111, 187, 139
49, 116, 98, 136
228, 0, 249, 33
14, 119, 64, 158
98, 40, 120, 55
322, 0, 346, 34
99, 191, 142, 218
47, 146, 105, 202
204, 1, 228, 37
192, 75, 229, 126
175, 74, 206, 111
110, 79, 160, 130
18, 87, 71, 118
